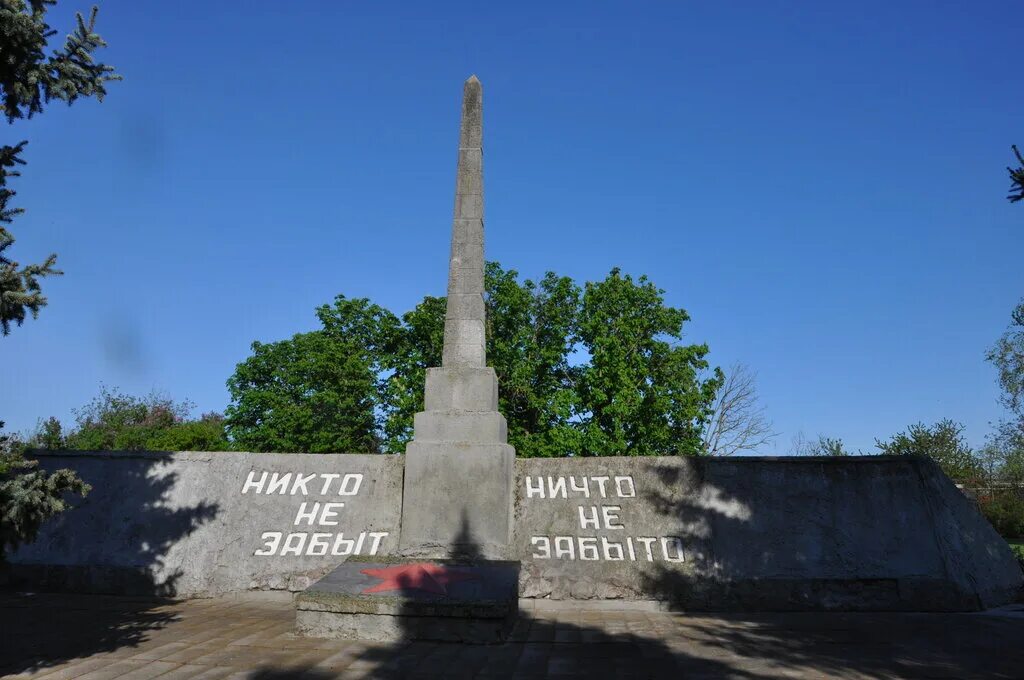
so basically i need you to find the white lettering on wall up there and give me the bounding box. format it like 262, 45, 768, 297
523, 475, 637, 500
614, 476, 636, 498
523, 474, 687, 563
243, 471, 268, 494
338, 473, 363, 496
578, 506, 600, 529
602, 505, 624, 529
267, 473, 292, 494
253, 531, 389, 557
290, 473, 317, 495
243, 470, 383, 558
528, 535, 686, 563
531, 536, 551, 559
526, 476, 545, 498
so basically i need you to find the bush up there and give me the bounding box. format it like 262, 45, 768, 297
977, 492, 1024, 540
876, 419, 981, 481
32, 387, 231, 452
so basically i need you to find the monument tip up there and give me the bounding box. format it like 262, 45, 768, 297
465, 74, 481, 85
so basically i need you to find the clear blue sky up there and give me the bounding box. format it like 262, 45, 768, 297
3, 1, 1022, 453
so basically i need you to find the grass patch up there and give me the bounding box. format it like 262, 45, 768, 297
1009, 541, 1024, 563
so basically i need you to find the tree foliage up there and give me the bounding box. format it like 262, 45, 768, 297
382, 264, 585, 456
0, 420, 90, 559
0, 1, 117, 557
875, 419, 981, 481
575, 268, 720, 456
987, 299, 1024, 420
792, 433, 855, 457
225, 298, 401, 453
978, 299, 1024, 537
982, 299, 1024, 483
0, 1, 119, 334
226, 262, 723, 457
32, 387, 231, 452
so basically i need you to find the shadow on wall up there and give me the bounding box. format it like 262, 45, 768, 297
241, 509, 1024, 679
1, 492, 1023, 678
640, 458, 753, 609
641, 457, 1024, 611
5, 450, 219, 596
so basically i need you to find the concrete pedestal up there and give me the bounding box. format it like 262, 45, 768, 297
400, 441, 515, 559
398, 365, 516, 559
295, 559, 519, 643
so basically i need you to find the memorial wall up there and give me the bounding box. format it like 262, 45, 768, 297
7, 451, 403, 597
8, 450, 1021, 610
514, 456, 1023, 610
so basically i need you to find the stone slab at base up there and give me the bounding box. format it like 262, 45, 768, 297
295, 559, 519, 643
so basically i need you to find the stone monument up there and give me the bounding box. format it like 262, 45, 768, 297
293, 76, 520, 642
10, 76, 1022, 627
398, 75, 516, 560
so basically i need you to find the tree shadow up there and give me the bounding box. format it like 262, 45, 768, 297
6, 455, 1023, 678
0, 592, 180, 676
247, 515, 774, 678
0, 450, 218, 675
4, 450, 219, 596
246, 462, 1024, 678
640, 456, 1024, 611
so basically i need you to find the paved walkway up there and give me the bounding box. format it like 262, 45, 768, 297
1, 592, 1023, 679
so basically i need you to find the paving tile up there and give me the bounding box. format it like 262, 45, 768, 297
5, 592, 1024, 679
110, 661, 181, 680
4, 656, 112, 680
75, 660, 158, 680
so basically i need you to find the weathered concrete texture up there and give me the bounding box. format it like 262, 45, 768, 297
442, 74, 485, 370
6, 451, 404, 597
398, 76, 517, 560
423, 366, 499, 412
295, 558, 519, 642
514, 456, 1024, 611
400, 441, 515, 558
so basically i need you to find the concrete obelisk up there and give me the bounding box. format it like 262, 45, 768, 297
398, 76, 515, 560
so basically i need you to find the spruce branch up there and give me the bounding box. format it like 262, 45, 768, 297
1009, 145, 1024, 204
0, 2, 121, 122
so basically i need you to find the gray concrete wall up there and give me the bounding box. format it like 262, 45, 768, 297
7, 451, 403, 597
514, 456, 1023, 611
8, 451, 1020, 610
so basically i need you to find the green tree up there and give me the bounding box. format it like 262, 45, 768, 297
576, 268, 722, 456
982, 299, 1024, 483
815, 436, 852, 456
978, 299, 1024, 538
380, 295, 445, 451
0, 420, 90, 559
487, 265, 582, 457
1009, 145, 1024, 204
987, 299, 1024, 419
37, 387, 231, 451
31, 415, 63, 449
875, 419, 981, 481
384, 263, 583, 456
225, 297, 401, 453
229, 262, 724, 457
792, 432, 856, 456
0, 1, 118, 558
0, 1, 119, 333
979, 428, 1024, 484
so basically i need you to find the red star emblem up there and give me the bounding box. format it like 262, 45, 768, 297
360, 563, 479, 595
